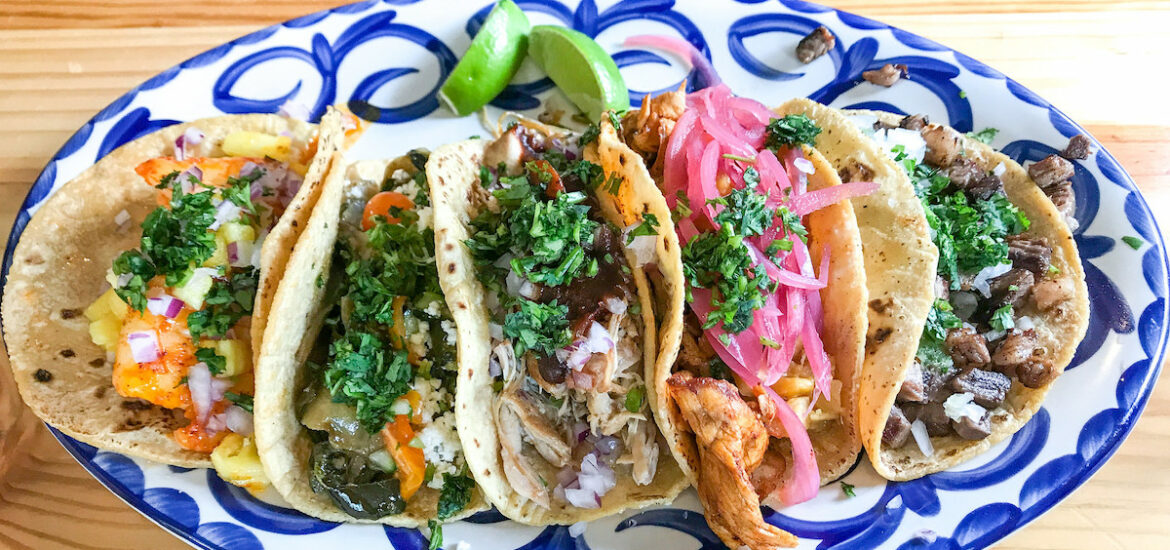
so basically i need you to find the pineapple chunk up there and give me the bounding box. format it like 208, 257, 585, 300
172, 270, 214, 310
771, 377, 814, 400
211, 434, 268, 494
222, 132, 291, 162
85, 288, 130, 322
218, 222, 256, 244
88, 316, 122, 353
204, 234, 229, 268
215, 339, 251, 376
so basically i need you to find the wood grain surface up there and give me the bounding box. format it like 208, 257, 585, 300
1, 1, 1167, 549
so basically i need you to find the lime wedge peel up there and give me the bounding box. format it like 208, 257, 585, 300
439, 0, 531, 116
527, 25, 630, 122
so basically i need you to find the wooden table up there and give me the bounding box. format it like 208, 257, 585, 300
1, 1, 1167, 548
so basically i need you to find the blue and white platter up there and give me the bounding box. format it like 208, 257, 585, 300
2, 1, 1166, 549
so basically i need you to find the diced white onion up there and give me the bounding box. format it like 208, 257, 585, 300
943, 392, 986, 422
518, 280, 539, 300
224, 405, 254, 436
626, 234, 655, 267
568, 522, 587, 537
910, 419, 934, 457
492, 253, 514, 269
505, 270, 524, 297
1016, 316, 1035, 331
603, 296, 627, 315
210, 200, 242, 231
390, 398, 413, 416
489, 323, 503, 341
983, 329, 1006, 342
127, 331, 160, 363
993, 162, 1007, 177
971, 262, 1012, 298
114, 209, 131, 226
563, 453, 615, 509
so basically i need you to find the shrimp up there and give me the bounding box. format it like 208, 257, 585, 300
112, 309, 195, 410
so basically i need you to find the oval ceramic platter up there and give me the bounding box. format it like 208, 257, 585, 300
2, 1, 1165, 549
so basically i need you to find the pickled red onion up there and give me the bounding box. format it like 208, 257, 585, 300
761, 386, 820, 506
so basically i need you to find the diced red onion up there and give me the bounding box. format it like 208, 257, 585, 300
146, 295, 185, 319
174, 127, 204, 161
127, 331, 160, 363
187, 362, 231, 424
488, 356, 501, 377
224, 405, 254, 436
206, 413, 228, 433
227, 241, 239, 264
603, 296, 627, 315
555, 467, 578, 488
277, 100, 311, 121
972, 262, 1012, 298
595, 435, 620, 455
910, 419, 935, 457
573, 422, 590, 443
178, 166, 203, 194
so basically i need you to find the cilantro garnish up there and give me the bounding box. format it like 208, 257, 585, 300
578, 123, 600, 147
760, 336, 781, 349
765, 114, 821, 151
966, 127, 999, 145
841, 482, 856, 498
344, 215, 434, 327
671, 192, 693, 223
428, 470, 475, 548
924, 299, 962, 341
1122, 236, 1143, 250
915, 335, 953, 374
897, 149, 1029, 287
224, 392, 253, 413
711, 175, 772, 237
195, 347, 226, 376
492, 189, 599, 287
187, 267, 258, 343
324, 330, 413, 433
223, 169, 263, 215
626, 213, 660, 243
682, 225, 771, 334
111, 250, 156, 311
989, 304, 1015, 331
607, 111, 624, 134
503, 299, 571, 358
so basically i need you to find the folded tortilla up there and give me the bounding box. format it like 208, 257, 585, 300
254, 156, 488, 525
427, 119, 688, 525
780, 99, 1089, 480
3, 112, 343, 467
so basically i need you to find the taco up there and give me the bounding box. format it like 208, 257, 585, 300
253, 152, 487, 534
610, 85, 870, 548
426, 114, 688, 524
780, 99, 1089, 480
3, 109, 354, 478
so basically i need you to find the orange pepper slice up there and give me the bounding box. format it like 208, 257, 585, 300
362, 191, 414, 230
404, 390, 422, 424
381, 416, 425, 500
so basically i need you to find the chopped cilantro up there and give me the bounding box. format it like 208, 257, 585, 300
625, 385, 646, 412
503, 299, 571, 358
223, 169, 263, 215
766, 238, 793, 255
765, 114, 821, 150
224, 392, 253, 413
187, 267, 258, 343
711, 175, 772, 237
708, 358, 734, 382
965, 127, 999, 145
959, 90, 968, 99
924, 299, 962, 341
343, 215, 434, 327
578, 123, 600, 147
607, 111, 624, 134
777, 207, 808, 242
916, 335, 953, 374
315, 274, 324, 288
627, 213, 660, 243
323, 330, 413, 433
718, 333, 731, 346
760, 336, 781, 349
487, 188, 599, 287
671, 192, 693, 223
427, 520, 443, 550
110, 250, 156, 311
989, 304, 1015, 331
602, 172, 623, 195
1122, 236, 1143, 250
682, 225, 771, 334
841, 482, 856, 498
195, 347, 227, 376
1047, 264, 1062, 276
436, 471, 474, 520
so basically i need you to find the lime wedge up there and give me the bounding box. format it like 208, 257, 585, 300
439, 0, 530, 116
527, 25, 629, 121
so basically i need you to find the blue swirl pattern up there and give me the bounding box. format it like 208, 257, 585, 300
7, 0, 1167, 549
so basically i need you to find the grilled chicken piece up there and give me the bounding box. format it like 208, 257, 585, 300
667, 372, 798, 549
500, 386, 571, 468
495, 399, 550, 508
621, 91, 686, 178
